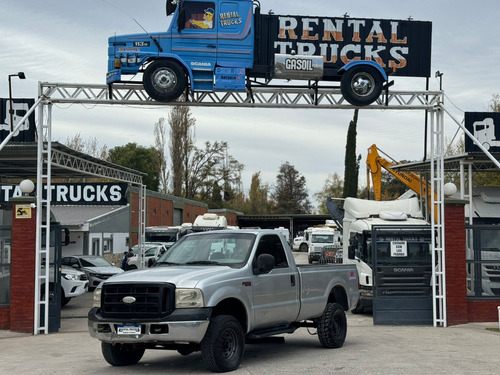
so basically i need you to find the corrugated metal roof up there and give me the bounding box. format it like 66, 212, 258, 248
51, 205, 125, 226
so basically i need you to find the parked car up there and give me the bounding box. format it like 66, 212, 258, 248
127, 242, 168, 270
42, 265, 88, 307
292, 235, 303, 251
61, 255, 123, 290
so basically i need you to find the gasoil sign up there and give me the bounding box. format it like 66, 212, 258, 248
465, 112, 500, 153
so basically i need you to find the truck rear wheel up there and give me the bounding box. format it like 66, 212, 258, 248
143, 60, 186, 102
317, 302, 347, 348
201, 315, 245, 372
340, 65, 383, 106
101, 342, 145, 366
299, 243, 308, 253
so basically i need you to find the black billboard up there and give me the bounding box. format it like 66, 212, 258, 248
258, 14, 432, 78
0, 182, 129, 206
465, 112, 500, 153
0, 98, 36, 142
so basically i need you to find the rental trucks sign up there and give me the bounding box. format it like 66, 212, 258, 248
0, 183, 128, 206
266, 15, 432, 77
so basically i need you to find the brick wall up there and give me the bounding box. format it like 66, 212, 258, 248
444, 202, 468, 325
9, 204, 36, 333
0, 307, 10, 329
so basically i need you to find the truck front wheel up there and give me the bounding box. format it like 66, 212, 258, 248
317, 302, 347, 348
201, 315, 245, 372
299, 243, 308, 253
340, 65, 383, 106
101, 342, 145, 366
143, 60, 186, 102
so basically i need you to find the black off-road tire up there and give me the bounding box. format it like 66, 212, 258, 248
201, 315, 245, 372
101, 342, 145, 366
317, 302, 347, 348
143, 59, 186, 102
340, 65, 383, 106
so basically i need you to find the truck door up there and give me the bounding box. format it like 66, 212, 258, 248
252, 234, 300, 330
217, 1, 254, 68
371, 225, 433, 325
171, 1, 218, 90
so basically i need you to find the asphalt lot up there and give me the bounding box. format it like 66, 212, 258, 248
2, 252, 500, 374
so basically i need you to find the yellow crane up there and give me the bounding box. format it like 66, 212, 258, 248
366, 144, 437, 222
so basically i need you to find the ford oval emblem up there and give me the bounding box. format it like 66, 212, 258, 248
122, 296, 136, 304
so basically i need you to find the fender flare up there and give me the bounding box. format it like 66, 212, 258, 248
145, 54, 195, 91
339, 60, 388, 81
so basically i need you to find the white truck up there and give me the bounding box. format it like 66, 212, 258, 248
342, 197, 430, 313
300, 225, 342, 264
89, 229, 359, 372
127, 242, 169, 270
473, 117, 500, 151
192, 213, 228, 231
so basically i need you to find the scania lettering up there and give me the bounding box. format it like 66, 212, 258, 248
106, 0, 432, 106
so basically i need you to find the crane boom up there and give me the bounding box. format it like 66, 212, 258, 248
366, 144, 436, 222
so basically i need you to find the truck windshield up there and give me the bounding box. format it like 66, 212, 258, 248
311, 234, 334, 243
156, 232, 256, 266
145, 232, 177, 242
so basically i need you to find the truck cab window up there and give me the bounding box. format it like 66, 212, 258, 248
254, 234, 289, 268
186, 2, 215, 29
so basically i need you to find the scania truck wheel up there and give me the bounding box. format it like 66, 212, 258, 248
143, 60, 186, 102
341, 65, 383, 106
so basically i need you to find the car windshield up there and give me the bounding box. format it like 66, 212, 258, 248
156, 232, 255, 266
80, 257, 113, 267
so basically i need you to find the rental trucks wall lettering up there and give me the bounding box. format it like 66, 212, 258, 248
107, 0, 432, 106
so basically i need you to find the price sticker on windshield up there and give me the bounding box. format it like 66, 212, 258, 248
390, 241, 407, 257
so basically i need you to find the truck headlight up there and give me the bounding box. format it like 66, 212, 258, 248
175, 288, 204, 308
93, 288, 102, 308
62, 273, 79, 281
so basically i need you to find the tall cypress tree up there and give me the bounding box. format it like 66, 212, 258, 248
343, 109, 360, 198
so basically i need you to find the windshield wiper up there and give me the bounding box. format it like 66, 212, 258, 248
156, 261, 179, 265
185, 260, 220, 265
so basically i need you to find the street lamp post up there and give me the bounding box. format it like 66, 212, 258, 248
8, 72, 26, 132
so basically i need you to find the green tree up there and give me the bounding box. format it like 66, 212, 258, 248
107, 143, 161, 191
168, 106, 196, 197
154, 117, 169, 194
314, 173, 344, 214
246, 172, 271, 214
185, 141, 244, 203
343, 109, 360, 198
271, 162, 312, 214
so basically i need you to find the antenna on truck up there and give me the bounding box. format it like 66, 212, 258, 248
101, 0, 163, 52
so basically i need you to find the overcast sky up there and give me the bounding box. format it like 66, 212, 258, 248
1, 0, 498, 209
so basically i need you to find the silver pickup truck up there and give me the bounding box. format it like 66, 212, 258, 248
88, 229, 359, 372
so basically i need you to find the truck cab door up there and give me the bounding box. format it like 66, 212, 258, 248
216, 1, 254, 68
251, 234, 300, 330
171, 1, 218, 91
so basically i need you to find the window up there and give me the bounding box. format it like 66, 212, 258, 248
185, 2, 215, 29
254, 234, 289, 268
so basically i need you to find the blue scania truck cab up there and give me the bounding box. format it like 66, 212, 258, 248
107, 0, 431, 106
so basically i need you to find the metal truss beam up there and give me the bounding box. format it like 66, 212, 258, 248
50, 148, 144, 184
40, 82, 443, 110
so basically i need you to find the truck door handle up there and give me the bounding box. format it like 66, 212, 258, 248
290, 275, 296, 287
207, 44, 216, 48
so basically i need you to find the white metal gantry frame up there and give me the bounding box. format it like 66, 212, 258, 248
30, 82, 448, 329
29, 88, 147, 335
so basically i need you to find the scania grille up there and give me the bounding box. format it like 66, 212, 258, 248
101, 283, 175, 318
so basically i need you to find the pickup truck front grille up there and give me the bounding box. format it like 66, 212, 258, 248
101, 283, 175, 319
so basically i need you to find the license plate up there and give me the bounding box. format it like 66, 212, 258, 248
117, 325, 141, 335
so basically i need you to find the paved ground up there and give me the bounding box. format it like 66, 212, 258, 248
2, 252, 500, 374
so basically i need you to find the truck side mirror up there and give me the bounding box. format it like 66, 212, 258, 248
166, 0, 177, 16
253, 254, 275, 275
